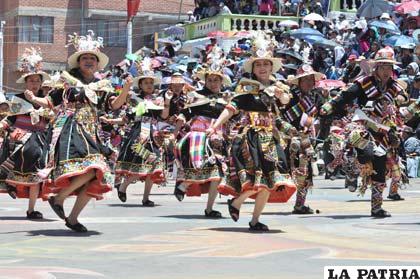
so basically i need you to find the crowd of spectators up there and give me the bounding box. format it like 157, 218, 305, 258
191, 0, 329, 20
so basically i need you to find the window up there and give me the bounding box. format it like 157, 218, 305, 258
84, 19, 127, 47
18, 16, 54, 43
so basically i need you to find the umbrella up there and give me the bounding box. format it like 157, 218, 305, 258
279, 20, 299, 28
234, 30, 252, 38
303, 13, 325, 22
276, 49, 304, 62
207, 31, 230, 38
383, 35, 415, 47
315, 79, 346, 89
357, 0, 392, 19
311, 37, 340, 49
395, 1, 420, 14
369, 20, 401, 34
290, 27, 324, 39
157, 38, 178, 45
164, 25, 185, 36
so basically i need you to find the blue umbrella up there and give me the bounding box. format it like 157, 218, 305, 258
290, 28, 324, 39
311, 37, 340, 49
357, 0, 392, 19
383, 35, 415, 47
303, 36, 339, 49
369, 20, 401, 34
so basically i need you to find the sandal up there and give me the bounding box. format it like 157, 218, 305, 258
6, 185, 17, 199
204, 209, 222, 218
26, 210, 43, 220
227, 198, 240, 222
142, 200, 155, 207
292, 205, 314, 215
48, 196, 66, 220
371, 209, 391, 218
249, 222, 269, 232
174, 187, 185, 202
117, 191, 127, 203
65, 218, 88, 233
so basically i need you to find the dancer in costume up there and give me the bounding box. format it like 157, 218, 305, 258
29, 31, 113, 232
112, 58, 168, 207
280, 65, 325, 214
0, 48, 52, 219
173, 48, 231, 218
321, 47, 408, 218
210, 33, 296, 231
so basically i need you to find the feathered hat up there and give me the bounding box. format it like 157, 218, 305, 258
16, 48, 50, 84
243, 31, 282, 74
133, 56, 161, 88
194, 46, 232, 86
66, 30, 109, 70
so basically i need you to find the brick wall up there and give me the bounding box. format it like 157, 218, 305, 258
1, 0, 196, 91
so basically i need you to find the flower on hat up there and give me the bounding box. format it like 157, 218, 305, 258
66, 30, 104, 53
374, 46, 399, 64
19, 47, 43, 74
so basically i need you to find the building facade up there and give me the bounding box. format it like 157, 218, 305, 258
0, 0, 194, 92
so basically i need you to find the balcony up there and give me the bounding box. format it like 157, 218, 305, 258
180, 14, 299, 40
172, 0, 362, 41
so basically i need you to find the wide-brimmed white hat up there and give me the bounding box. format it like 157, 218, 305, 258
16, 47, 51, 84
194, 68, 232, 86
243, 32, 282, 74
67, 30, 109, 70
288, 64, 325, 85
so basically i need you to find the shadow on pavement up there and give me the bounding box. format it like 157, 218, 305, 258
377, 222, 420, 226
261, 212, 294, 216
26, 229, 102, 237
300, 214, 371, 219
0, 216, 56, 222
107, 204, 161, 208
206, 227, 285, 234
320, 187, 346, 190
159, 214, 229, 220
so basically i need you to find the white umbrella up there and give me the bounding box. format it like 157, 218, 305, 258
279, 20, 299, 27
303, 13, 325, 22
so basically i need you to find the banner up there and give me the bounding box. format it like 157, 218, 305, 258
127, 0, 141, 22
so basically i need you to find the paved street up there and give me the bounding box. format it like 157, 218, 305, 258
0, 177, 419, 279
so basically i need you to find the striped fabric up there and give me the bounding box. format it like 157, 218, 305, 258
14, 115, 47, 132
284, 95, 317, 123
189, 131, 207, 169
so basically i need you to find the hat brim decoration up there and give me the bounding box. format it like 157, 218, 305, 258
66, 30, 109, 70
17, 47, 51, 84
68, 50, 109, 70
289, 64, 325, 85
194, 69, 232, 87
169, 73, 186, 84
16, 71, 50, 84
373, 46, 400, 65
133, 75, 161, 89
243, 57, 283, 74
